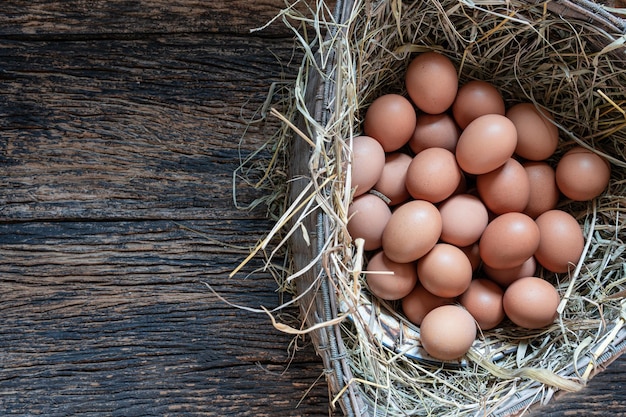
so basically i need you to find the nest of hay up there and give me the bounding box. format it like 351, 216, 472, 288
239, 0, 626, 416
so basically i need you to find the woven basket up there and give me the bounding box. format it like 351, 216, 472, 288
285, 1, 626, 416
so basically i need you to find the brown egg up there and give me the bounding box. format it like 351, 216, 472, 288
438, 193, 489, 247
405, 147, 462, 203
503, 276, 560, 329
483, 256, 537, 287
534, 210, 585, 273
479, 212, 540, 269
555, 146, 611, 201
382, 200, 442, 263
365, 251, 418, 301
459, 278, 505, 330
409, 113, 460, 154
417, 243, 473, 298
363, 94, 417, 152
455, 114, 518, 175
460, 243, 482, 272
523, 161, 560, 219
372, 152, 412, 206
402, 283, 455, 326
347, 194, 392, 251
405, 52, 458, 114
452, 80, 505, 129
351, 135, 386, 197
476, 158, 530, 214
420, 305, 477, 361
506, 103, 559, 161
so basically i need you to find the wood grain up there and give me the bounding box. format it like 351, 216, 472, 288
0, 34, 292, 222
0, 1, 295, 37
0, 220, 329, 416
0, 1, 625, 416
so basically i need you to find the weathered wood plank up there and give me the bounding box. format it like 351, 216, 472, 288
0, 219, 330, 416
0, 34, 295, 221
0, 304, 329, 416
0, 0, 296, 37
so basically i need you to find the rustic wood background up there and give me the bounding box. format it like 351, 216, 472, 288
0, 1, 625, 416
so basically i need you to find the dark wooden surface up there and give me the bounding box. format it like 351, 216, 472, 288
0, 1, 625, 416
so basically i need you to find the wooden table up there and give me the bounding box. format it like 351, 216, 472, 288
1, 1, 625, 416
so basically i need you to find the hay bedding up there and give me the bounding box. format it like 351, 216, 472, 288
236, 0, 626, 416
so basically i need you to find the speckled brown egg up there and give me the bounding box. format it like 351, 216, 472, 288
503, 276, 560, 329
479, 212, 540, 270
417, 243, 473, 298
476, 158, 530, 214
372, 152, 412, 206
420, 305, 477, 361
409, 112, 460, 154
402, 283, 455, 326
382, 200, 442, 263
534, 210, 585, 273
455, 114, 518, 175
351, 135, 386, 197
406, 147, 462, 203
555, 146, 611, 201
438, 193, 489, 247
347, 194, 391, 251
364, 94, 417, 152
523, 161, 560, 219
506, 103, 559, 161
459, 278, 505, 330
405, 52, 458, 114
452, 80, 505, 129
365, 251, 418, 301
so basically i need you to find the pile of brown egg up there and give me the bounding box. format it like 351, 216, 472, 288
348, 52, 611, 361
